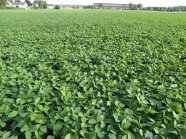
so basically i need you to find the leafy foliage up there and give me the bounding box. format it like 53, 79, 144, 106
25, 0, 32, 7
36, 0, 47, 9
54, 5, 60, 9
0, 10, 185, 138
0, 0, 7, 6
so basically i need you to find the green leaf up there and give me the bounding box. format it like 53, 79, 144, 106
148, 109, 157, 114
8, 111, 18, 118
165, 116, 172, 121
3, 131, 11, 139
109, 133, 116, 139
145, 131, 153, 138
128, 132, 135, 139
95, 124, 101, 134
40, 125, 47, 133
139, 129, 143, 136
173, 111, 179, 119
71, 134, 79, 139
25, 130, 32, 139
125, 108, 133, 115
177, 108, 184, 114
16, 98, 21, 104
101, 121, 106, 128
107, 101, 111, 106
35, 97, 40, 104
53, 124, 62, 131
6, 135, 18, 139
47, 136, 54, 139
65, 133, 71, 139
123, 121, 131, 129
88, 119, 97, 124
122, 135, 127, 139
0, 120, 6, 128
154, 127, 160, 134
153, 135, 161, 139
86, 132, 96, 139
97, 115, 104, 122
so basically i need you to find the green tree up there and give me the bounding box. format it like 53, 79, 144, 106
83, 5, 93, 9
43, 1, 47, 9
133, 5, 137, 10
161, 7, 167, 11
0, 0, 7, 6
37, 0, 47, 9
167, 7, 173, 12
98, 3, 103, 9
33, 6, 38, 9
137, 3, 142, 9
129, 3, 133, 10
25, 0, 32, 6
55, 5, 60, 9
180, 6, 186, 11
38, 1, 44, 9
147, 6, 151, 10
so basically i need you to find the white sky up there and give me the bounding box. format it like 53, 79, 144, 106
31, 0, 186, 7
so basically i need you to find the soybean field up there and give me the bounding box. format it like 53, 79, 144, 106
0, 10, 186, 139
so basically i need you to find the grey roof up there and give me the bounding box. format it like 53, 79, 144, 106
32, 3, 38, 6
93, 3, 138, 6
11, 2, 27, 6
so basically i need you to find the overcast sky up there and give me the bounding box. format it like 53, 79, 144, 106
30, 0, 186, 7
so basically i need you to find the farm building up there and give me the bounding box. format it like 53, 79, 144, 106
6, 2, 39, 9
6, 2, 29, 9
93, 3, 138, 10
10, 2, 29, 9
60, 5, 73, 9
48, 6, 55, 9
60, 5, 89, 9
32, 3, 39, 7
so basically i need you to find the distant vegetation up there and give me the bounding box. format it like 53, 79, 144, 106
1, 0, 186, 12
0, 0, 48, 9
54, 5, 60, 9
34, 0, 47, 9
82, 3, 186, 12
83, 5, 93, 9
143, 6, 186, 12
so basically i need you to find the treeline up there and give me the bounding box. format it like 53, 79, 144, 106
143, 6, 186, 12
34, 0, 47, 9
0, 0, 48, 9
84, 3, 143, 10
0, 0, 7, 6
83, 5, 93, 9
